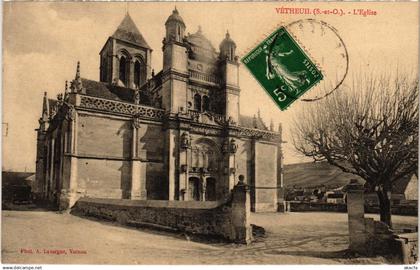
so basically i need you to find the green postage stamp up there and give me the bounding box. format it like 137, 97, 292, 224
242, 26, 323, 111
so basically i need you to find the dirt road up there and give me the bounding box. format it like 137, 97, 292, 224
2, 210, 416, 264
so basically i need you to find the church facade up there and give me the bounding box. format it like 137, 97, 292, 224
34, 9, 284, 212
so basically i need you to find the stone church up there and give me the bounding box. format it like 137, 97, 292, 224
35, 9, 284, 212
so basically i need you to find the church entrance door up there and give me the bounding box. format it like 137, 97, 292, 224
188, 177, 200, 201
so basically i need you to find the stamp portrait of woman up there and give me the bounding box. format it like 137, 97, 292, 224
265, 33, 310, 95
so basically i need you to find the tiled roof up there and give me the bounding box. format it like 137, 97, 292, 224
81, 78, 150, 105
112, 13, 150, 49
2, 172, 35, 186
239, 115, 268, 130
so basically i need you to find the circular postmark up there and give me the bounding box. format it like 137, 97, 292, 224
267, 19, 349, 102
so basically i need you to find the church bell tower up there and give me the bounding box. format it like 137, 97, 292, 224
161, 8, 189, 113
219, 31, 240, 123
99, 13, 152, 89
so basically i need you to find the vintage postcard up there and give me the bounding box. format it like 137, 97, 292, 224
2, 1, 419, 266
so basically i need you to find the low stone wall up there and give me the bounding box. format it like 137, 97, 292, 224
286, 201, 347, 212
395, 233, 418, 264
346, 179, 418, 263
365, 204, 418, 216
354, 217, 418, 263
286, 201, 417, 216
363, 217, 397, 255
71, 183, 252, 244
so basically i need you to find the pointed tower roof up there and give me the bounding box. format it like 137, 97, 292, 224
165, 7, 185, 27
112, 13, 150, 49
219, 30, 236, 50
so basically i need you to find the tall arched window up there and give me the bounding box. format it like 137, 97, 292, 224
194, 94, 202, 111
119, 56, 128, 86
100, 56, 107, 82
202, 95, 210, 112
134, 60, 141, 88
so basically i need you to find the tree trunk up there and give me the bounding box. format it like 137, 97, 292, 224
376, 189, 392, 228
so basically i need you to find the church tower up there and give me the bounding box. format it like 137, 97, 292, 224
165, 7, 185, 43
161, 8, 189, 113
219, 31, 240, 123
99, 13, 152, 89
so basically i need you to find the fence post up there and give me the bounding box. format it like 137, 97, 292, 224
231, 176, 252, 244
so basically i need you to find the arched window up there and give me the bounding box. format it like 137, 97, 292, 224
230, 47, 234, 60
205, 177, 216, 201
100, 57, 107, 82
191, 142, 219, 170
134, 60, 141, 88
188, 177, 200, 201
194, 94, 202, 111
119, 56, 128, 86
202, 96, 210, 112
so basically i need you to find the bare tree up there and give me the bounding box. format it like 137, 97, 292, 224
292, 74, 418, 227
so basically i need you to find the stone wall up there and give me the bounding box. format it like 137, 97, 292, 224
71, 182, 253, 244
365, 204, 418, 216
145, 163, 167, 200
285, 201, 417, 216
77, 115, 132, 158
395, 233, 418, 264
346, 179, 418, 263
75, 115, 132, 199
365, 219, 418, 263
77, 159, 131, 198
286, 201, 347, 212
73, 113, 166, 202
137, 124, 165, 162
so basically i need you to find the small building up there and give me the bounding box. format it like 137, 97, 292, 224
2, 171, 34, 203
34, 10, 284, 212
325, 192, 346, 204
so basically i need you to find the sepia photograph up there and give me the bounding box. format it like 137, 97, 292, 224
1, 1, 419, 266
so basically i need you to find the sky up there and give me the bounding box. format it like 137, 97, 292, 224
2, 2, 419, 172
